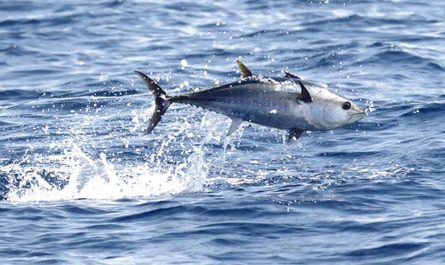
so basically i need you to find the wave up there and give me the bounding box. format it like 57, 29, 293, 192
303, 13, 439, 28
400, 101, 445, 118
345, 242, 428, 260
0, 45, 39, 57
0, 13, 82, 28
0, 89, 44, 101
359, 50, 443, 71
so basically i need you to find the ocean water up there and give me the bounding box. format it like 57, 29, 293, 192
1, 0, 444, 264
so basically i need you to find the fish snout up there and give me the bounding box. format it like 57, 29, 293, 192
349, 105, 367, 123
358, 106, 367, 116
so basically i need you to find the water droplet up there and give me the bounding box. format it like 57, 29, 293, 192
180, 59, 188, 68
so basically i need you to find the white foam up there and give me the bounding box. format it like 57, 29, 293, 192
3, 137, 210, 202
2, 103, 216, 202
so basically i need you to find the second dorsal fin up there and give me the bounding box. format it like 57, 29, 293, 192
236, 59, 253, 78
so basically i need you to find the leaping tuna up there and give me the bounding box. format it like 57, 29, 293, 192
134, 60, 366, 142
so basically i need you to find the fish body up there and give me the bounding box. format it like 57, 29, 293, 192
135, 60, 366, 141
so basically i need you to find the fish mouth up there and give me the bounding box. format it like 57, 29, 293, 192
350, 107, 367, 122
353, 110, 367, 117
353, 106, 367, 116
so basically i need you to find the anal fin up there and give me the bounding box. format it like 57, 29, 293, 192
288, 128, 304, 143
227, 118, 243, 136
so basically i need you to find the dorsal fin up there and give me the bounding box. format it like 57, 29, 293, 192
236, 59, 253, 78
296, 80, 312, 103
284, 70, 301, 80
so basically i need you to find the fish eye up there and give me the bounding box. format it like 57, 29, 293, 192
342, 102, 351, 110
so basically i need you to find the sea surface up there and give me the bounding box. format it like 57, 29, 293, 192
1, 0, 444, 264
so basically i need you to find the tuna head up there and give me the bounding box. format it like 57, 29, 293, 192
306, 85, 367, 130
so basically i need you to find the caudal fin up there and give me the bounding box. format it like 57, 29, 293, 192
134, 71, 172, 133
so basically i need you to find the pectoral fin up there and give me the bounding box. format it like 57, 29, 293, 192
236, 59, 253, 78
288, 128, 304, 143
227, 118, 243, 136
284, 70, 301, 80
297, 80, 312, 103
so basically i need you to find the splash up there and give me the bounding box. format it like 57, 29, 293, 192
0, 103, 221, 202
2, 138, 209, 202
364, 99, 375, 114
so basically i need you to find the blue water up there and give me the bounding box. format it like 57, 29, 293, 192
1, 0, 444, 263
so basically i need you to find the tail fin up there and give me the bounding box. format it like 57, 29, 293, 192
134, 71, 172, 133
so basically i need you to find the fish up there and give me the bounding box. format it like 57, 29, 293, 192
134, 60, 367, 142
